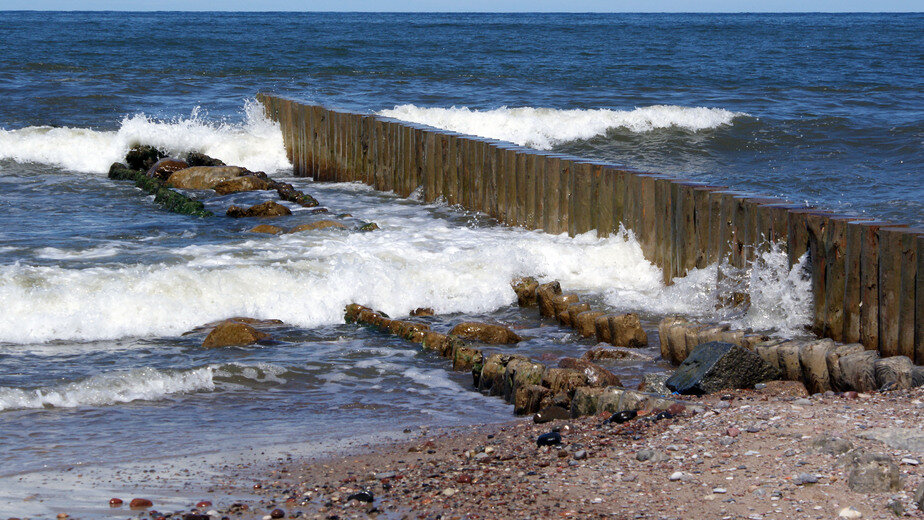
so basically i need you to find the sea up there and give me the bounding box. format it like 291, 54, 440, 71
0, 11, 921, 517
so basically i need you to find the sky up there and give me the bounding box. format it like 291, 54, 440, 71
0, 0, 920, 11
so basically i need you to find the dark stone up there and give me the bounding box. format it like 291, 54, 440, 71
275, 182, 319, 207
146, 158, 189, 181
108, 498, 123, 507
512, 277, 539, 307
358, 222, 379, 232
346, 491, 374, 503
185, 152, 225, 167
226, 201, 292, 218
845, 452, 900, 493
183, 515, 210, 520
533, 405, 570, 424
129, 498, 153, 508
608, 410, 637, 424
666, 341, 781, 395
269, 509, 285, 519
125, 145, 164, 171
536, 431, 562, 447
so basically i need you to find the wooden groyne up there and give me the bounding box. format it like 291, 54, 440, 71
257, 94, 922, 360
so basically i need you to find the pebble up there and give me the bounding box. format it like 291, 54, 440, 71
442, 488, 458, 497
536, 431, 561, 447
794, 473, 819, 485
712, 488, 727, 494
838, 506, 862, 518
108, 498, 123, 507
573, 450, 587, 460
726, 427, 740, 437
669, 471, 683, 481
901, 458, 919, 465
744, 450, 759, 456
196, 501, 212, 508
129, 498, 153, 508
269, 509, 285, 519
347, 491, 374, 503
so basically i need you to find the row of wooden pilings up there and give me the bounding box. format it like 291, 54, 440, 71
257, 93, 922, 362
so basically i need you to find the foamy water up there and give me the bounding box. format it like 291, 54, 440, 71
0, 99, 289, 174
378, 104, 747, 149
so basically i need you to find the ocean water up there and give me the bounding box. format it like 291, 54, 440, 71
0, 11, 920, 516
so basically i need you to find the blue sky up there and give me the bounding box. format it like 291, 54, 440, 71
0, 0, 920, 11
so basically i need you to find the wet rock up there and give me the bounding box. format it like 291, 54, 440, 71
109, 498, 123, 507
874, 356, 914, 390
594, 315, 613, 344
195, 501, 212, 508
557, 358, 621, 388
125, 145, 165, 171
166, 166, 249, 190
570, 386, 604, 417
607, 313, 648, 348
845, 452, 900, 493
410, 307, 434, 317
550, 294, 580, 321
608, 410, 637, 424
637, 373, 670, 396
358, 222, 379, 231
515, 385, 550, 415
346, 491, 374, 503
536, 431, 561, 447
536, 281, 562, 317
275, 182, 319, 207
560, 302, 590, 328
657, 316, 687, 362
214, 175, 272, 195
185, 152, 225, 167
269, 509, 286, 518
541, 368, 587, 397
479, 354, 522, 395
146, 158, 188, 181
503, 359, 545, 401
287, 220, 347, 233
183, 514, 209, 520
249, 224, 283, 234
451, 344, 483, 372
129, 498, 153, 508
227, 200, 292, 218
449, 322, 521, 344
839, 350, 880, 392
665, 341, 781, 395
582, 346, 653, 362
421, 331, 452, 356
574, 310, 605, 338
202, 320, 269, 348
512, 277, 539, 307
533, 405, 569, 423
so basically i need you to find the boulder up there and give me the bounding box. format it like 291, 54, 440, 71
541, 368, 587, 397
595, 315, 612, 343
202, 320, 269, 348
550, 294, 581, 320
185, 152, 225, 167
754, 340, 785, 374
666, 320, 695, 364
657, 317, 687, 363
570, 386, 604, 417
214, 175, 272, 195
637, 373, 670, 396
514, 384, 549, 415
799, 339, 836, 394
874, 356, 914, 391
146, 158, 188, 181
503, 359, 545, 401
558, 358, 621, 388
826, 343, 866, 391
839, 350, 880, 392
249, 224, 283, 234
478, 354, 523, 395
536, 281, 562, 318
776, 341, 804, 381
560, 302, 590, 327
287, 220, 347, 233
387, 320, 430, 340
533, 404, 569, 423
607, 313, 648, 348
512, 277, 539, 307
166, 166, 249, 190
845, 452, 901, 493
449, 322, 521, 344
575, 309, 605, 336
582, 346, 653, 362
665, 341, 781, 395
421, 332, 452, 356
275, 182, 320, 207
125, 145, 164, 171
452, 344, 483, 372
226, 201, 292, 218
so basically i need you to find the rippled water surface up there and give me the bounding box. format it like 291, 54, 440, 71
0, 11, 920, 516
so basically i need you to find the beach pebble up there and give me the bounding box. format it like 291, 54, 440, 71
196, 500, 212, 508
669, 471, 684, 481
129, 498, 153, 508
712, 488, 727, 494
347, 491, 374, 503
901, 458, 919, 465
108, 498, 123, 507
536, 431, 561, 447
838, 506, 862, 518
573, 449, 587, 460
726, 427, 740, 437
270, 509, 285, 519
794, 473, 819, 485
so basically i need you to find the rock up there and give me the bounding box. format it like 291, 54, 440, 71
636, 449, 665, 462
536, 281, 562, 317
533, 405, 569, 423
574, 310, 605, 338
754, 380, 809, 397
195, 501, 212, 508
594, 315, 613, 344
856, 428, 924, 452
874, 356, 914, 390
125, 145, 164, 171
129, 498, 153, 508
536, 431, 561, 447
607, 313, 648, 348
512, 277, 539, 307
637, 373, 670, 395
573, 449, 587, 460
915, 482, 924, 511
146, 158, 188, 181
226, 201, 292, 218
183, 515, 209, 520
799, 338, 835, 394
109, 498, 123, 507
346, 491, 374, 503
275, 182, 319, 207
269, 509, 286, 518
451, 344, 483, 372
421, 332, 452, 356
666, 341, 781, 395
542, 368, 587, 397
287, 220, 347, 233
185, 152, 225, 167
887, 499, 904, 516
840, 350, 880, 392
449, 322, 521, 344
410, 307, 434, 317
550, 294, 580, 321
478, 354, 519, 395
558, 358, 621, 387
846, 452, 900, 493
838, 507, 862, 519
810, 435, 854, 455
827, 343, 866, 391
202, 320, 269, 348
582, 346, 653, 362
503, 358, 545, 401
214, 175, 272, 195
166, 166, 248, 190
560, 302, 590, 327
608, 410, 637, 424
794, 473, 819, 485
249, 224, 283, 234
657, 316, 687, 363
570, 386, 603, 417
358, 222, 379, 231
669, 471, 683, 481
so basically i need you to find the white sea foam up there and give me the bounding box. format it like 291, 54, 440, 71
36, 245, 121, 260
0, 366, 215, 412
378, 104, 747, 149
0, 99, 289, 174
